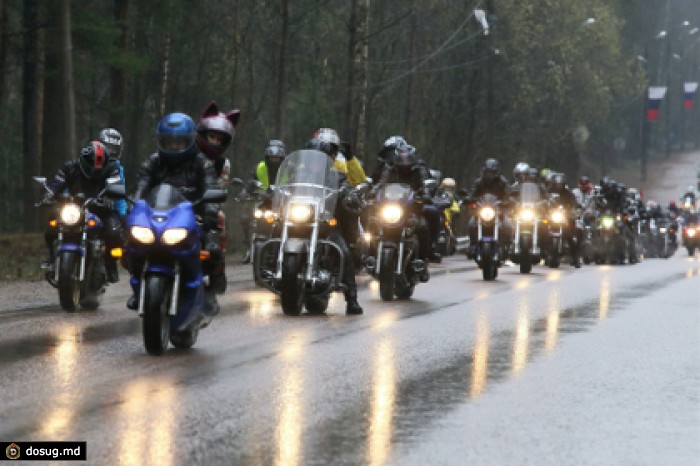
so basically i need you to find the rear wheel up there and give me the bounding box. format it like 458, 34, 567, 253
143, 274, 171, 355
281, 254, 305, 316
57, 252, 80, 312
379, 248, 396, 301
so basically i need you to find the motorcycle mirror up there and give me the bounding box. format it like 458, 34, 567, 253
424, 179, 438, 189
202, 189, 227, 204
33, 176, 47, 185
104, 184, 126, 199
355, 183, 371, 195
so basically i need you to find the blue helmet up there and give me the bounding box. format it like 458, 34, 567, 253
156, 113, 197, 165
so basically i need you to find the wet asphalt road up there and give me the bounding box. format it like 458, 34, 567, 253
1, 152, 698, 465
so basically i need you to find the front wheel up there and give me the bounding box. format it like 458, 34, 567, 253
305, 294, 330, 314
57, 252, 80, 312
170, 326, 199, 349
281, 254, 305, 316
379, 248, 396, 302
482, 260, 498, 281
143, 274, 172, 355
687, 246, 696, 256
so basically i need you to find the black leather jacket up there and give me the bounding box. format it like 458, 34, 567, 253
468, 175, 511, 201
133, 152, 220, 229
48, 159, 122, 199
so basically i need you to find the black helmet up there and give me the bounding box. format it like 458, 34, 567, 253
98, 128, 123, 160
305, 137, 338, 158
79, 141, 110, 179
482, 158, 499, 181
264, 139, 286, 167
551, 173, 566, 191
393, 144, 417, 168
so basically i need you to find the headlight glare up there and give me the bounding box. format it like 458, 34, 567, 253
130, 226, 155, 244
602, 217, 614, 229
551, 210, 565, 224
381, 204, 403, 224
60, 204, 81, 225
480, 206, 496, 222
519, 209, 535, 222
289, 203, 313, 223
161, 228, 188, 245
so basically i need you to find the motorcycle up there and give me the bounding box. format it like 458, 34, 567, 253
470, 194, 505, 281
365, 182, 428, 301
645, 217, 677, 258
543, 197, 570, 268
580, 209, 597, 265
594, 210, 628, 264
256, 149, 365, 315
125, 183, 227, 355
433, 192, 458, 260
510, 182, 545, 273
231, 178, 275, 286
34, 176, 123, 312
682, 219, 699, 256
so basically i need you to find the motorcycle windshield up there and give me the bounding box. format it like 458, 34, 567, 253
518, 182, 543, 204
273, 150, 340, 220
144, 183, 188, 210
479, 193, 499, 206
377, 183, 412, 202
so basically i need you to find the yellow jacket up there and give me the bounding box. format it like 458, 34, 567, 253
334, 155, 367, 187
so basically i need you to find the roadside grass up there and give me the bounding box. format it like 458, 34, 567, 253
0, 233, 45, 281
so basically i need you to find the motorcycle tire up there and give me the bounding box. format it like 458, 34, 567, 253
143, 274, 172, 355
379, 248, 396, 302
305, 294, 330, 314
688, 246, 696, 256
281, 254, 305, 316
57, 252, 80, 312
482, 260, 498, 281
170, 325, 199, 349
80, 256, 104, 311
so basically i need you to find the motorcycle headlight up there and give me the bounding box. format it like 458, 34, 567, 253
519, 208, 535, 222
479, 206, 495, 222
289, 203, 313, 223
550, 210, 565, 224
254, 209, 263, 219
688, 228, 697, 237
161, 228, 188, 245
602, 217, 614, 229
60, 203, 81, 225
659, 227, 667, 233
363, 232, 372, 243
381, 204, 403, 224
130, 226, 155, 244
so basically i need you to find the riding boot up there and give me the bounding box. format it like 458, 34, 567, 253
344, 289, 363, 315
105, 258, 119, 283
203, 288, 220, 317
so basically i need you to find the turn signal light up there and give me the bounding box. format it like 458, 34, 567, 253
49, 219, 58, 227
87, 219, 97, 227
110, 248, 123, 258
199, 250, 211, 261
329, 218, 338, 227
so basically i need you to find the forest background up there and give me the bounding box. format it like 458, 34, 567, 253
1, 0, 700, 233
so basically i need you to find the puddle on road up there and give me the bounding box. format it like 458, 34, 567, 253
294, 271, 692, 465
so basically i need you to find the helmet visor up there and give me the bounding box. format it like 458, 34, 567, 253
158, 134, 193, 153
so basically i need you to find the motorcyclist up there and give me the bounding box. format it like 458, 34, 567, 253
510, 162, 530, 190
370, 135, 406, 184
195, 101, 241, 289
255, 139, 287, 189
303, 133, 364, 315
439, 177, 461, 225
41, 140, 126, 283
126, 112, 222, 315
97, 127, 129, 218
547, 173, 581, 267
466, 158, 513, 258
376, 143, 443, 266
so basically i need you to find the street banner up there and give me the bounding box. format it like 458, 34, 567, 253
683, 82, 698, 109
647, 86, 667, 121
